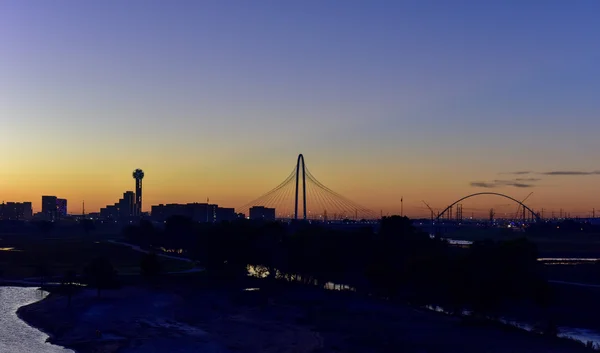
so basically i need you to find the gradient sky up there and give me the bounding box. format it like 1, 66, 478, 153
1, 0, 599, 217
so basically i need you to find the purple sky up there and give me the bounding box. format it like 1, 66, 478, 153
1, 0, 599, 215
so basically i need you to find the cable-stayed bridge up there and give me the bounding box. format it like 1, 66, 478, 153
237, 154, 378, 221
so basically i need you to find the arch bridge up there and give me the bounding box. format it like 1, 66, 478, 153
436, 192, 540, 222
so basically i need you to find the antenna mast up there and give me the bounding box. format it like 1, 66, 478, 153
422, 200, 435, 236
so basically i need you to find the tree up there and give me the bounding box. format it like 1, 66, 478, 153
123, 220, 156, 247
35, 221, 54, 233
81, 219, 95, 234
35, 263, 52, 288
84, 257, 118, 297
140, 253, 161, 277
60, 270, 78, 307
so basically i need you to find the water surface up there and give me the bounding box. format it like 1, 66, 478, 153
0, 286, 73, 353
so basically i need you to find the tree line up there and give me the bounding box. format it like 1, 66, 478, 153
122, 215, 551, 319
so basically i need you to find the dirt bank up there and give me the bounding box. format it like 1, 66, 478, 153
18, 280, 593, 353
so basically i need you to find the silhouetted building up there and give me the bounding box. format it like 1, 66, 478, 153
0, 202, 33, 220
120, 191, 135, 218
41, 195, 58, 220
215, 207, 236, 222
152, 203, 206, 223
100, 191, 136, 220
100, 205, 118, 220
249, 206, 276, 221
57, 198, 67, 217
151, 203, 182, 222
87, 212, 101, 219
42, 195, 68, 220
151, 203, 234, 223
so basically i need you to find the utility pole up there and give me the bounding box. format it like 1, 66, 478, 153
82, 201, 86, 218
422, 200, 435, 236
401, 197, 404, 217
541, 208, 544, 220
593, 208, 595, 219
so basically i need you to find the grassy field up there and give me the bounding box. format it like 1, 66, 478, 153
0, 234, 193, 279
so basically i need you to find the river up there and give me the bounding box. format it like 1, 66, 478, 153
0, 286, 73, 353
118, 241, 600, 348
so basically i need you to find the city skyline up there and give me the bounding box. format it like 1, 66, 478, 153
1, 1, 600, 216
1, 160, 598, 219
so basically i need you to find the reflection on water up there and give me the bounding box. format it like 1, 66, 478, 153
425, 305, 600, 349
0, 247, 20, 252
246, 265, 356, 292
538, 258, 600, 265
441, 239, 600, 265
0, 286, 74, 352
248, 265, 600, 347
443, 238, 473, 245
158, 247, 185, 255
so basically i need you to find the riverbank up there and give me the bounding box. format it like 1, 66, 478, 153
0, 287, 73, 352
16, 275, 596, 353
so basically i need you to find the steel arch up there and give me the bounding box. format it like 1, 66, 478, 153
436, 192, 539, 221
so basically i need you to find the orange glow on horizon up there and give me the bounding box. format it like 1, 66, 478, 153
0, 154, 598, 219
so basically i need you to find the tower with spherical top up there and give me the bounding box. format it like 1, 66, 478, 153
133, 169, 144, 216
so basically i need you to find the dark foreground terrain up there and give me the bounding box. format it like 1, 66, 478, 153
18, 275, 592, 353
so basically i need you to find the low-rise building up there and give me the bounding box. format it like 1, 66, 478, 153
0, 202, 33, 220
249, 206, 276, 221
151, 203, 237, 223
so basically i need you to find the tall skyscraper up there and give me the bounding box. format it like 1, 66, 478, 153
132, 169, 144, 216
42, 196, 68, 220
57, 198, 67, 218
41, 195, 58, 220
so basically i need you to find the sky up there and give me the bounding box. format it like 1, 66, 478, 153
1, 0, 599, 217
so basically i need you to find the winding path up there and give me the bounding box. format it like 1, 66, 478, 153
108, 240, 196, 263
107, 240, 205, 273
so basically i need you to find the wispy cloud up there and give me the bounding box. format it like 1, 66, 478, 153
500, 170, 600, 176
470, 179, 537, 188
500, 171, 532, 175
511, 183, 535, 188
541, 170, 600, 176
470, 182, 496, 188
486, 168, 600, 188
